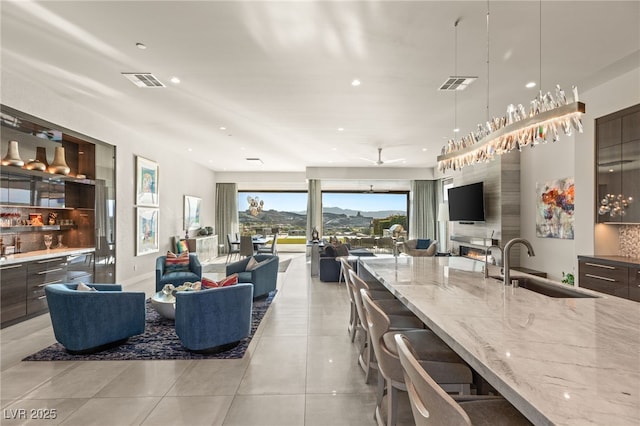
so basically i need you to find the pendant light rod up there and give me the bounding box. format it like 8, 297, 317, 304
486, 0, 490, 122
454, 18, 460, 134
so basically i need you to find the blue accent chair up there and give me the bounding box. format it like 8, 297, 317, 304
175, 283, 253, 352
45, 283, 146, 354
225, 254, 279, 298
155, 253, 202, 292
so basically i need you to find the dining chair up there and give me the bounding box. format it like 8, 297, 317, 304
239, 235, 255, 257
226, 233, 240, 263
362, 290, 473, 426
257, 233, 278, 255
394, 334, 532, 426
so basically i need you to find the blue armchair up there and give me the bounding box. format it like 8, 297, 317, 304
175, 283, 253, 352
155, 253, 202, 292
45, 283, 146, 354
225, 254, 279, 298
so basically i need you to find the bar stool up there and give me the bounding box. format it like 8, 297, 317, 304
349, 269, 425, 385
362, 290, 473, 426
395, 334, 532, 426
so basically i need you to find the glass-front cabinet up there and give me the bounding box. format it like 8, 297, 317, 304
596, 104, 640, 224
0, 105, 116, 327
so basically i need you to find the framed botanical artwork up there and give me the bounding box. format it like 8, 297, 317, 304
184, 195, 202, 231
136, 207, 159, 256
136, 156, 159, 206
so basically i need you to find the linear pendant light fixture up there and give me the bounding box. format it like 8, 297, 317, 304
436, 1, 585, 173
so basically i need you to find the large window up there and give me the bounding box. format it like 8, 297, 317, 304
237, 191, 307, 236
322, 192, 408, 237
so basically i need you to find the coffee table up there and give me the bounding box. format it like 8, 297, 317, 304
151, 291, 176, 319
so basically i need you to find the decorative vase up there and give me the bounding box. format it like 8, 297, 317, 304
311, 227, 319, 241
1, 140, 24, 167
35, 146, 49, 168
24, 159, 47, 171
48, 146, 70, 175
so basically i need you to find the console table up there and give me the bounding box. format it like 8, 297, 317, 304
186, 235, 218, 263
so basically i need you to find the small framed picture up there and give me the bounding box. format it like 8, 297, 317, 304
136, 207, 159, 256
136, 156, 159, 206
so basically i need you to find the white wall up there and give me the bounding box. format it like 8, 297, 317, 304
519, 67, 640, 281
2, 72, 217, 287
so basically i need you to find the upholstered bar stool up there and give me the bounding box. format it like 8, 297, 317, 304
395, 334, 532, 426
362, 290, 474, 426
349, 269, 426, 384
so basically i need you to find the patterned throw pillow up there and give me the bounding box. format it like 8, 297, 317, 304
165, 251, 190, 273
218, 273, 239, 287
245, 256, 259, 271
201, 277, 220, 289
176, 240, 189, 254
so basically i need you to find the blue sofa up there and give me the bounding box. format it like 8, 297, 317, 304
45, 283, 146, 354
155, 253, 202, 292
175, 283, 253, 352
225, 254, 279, 298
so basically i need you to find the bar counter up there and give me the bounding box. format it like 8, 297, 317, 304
358, 256, 639, 426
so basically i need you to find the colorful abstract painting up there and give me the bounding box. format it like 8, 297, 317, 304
536, 177, 574, 239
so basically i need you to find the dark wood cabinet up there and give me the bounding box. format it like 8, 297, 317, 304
579, 260, 629, 299
0, 262, 27, 323
26, 256, 67, 315
629, 267, 640, 302
596, 104, 640, 223
578, 257, 640, 302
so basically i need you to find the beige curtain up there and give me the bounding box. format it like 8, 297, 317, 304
409, 180, 439, 240
215, 183, 238, 254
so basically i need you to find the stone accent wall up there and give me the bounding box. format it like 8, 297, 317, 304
619, 225, 640, 258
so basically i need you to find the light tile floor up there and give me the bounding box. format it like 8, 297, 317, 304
0, 253, 385, 426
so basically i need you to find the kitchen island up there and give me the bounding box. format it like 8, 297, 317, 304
358, 256, 639, 426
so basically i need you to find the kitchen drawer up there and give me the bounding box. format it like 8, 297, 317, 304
629, 268, 640, 302
579, 261, 629, 298
0, 263, 27, 324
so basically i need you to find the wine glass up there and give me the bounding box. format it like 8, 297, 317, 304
56, 235, 66, 249
43, 234, 53, 251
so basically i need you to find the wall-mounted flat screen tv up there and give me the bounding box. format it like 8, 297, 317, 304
448, 182, 485, 222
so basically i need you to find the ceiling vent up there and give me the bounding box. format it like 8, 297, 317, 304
246, 158, 263, 165
438, 76, 477, 91
121, 73, 165, 88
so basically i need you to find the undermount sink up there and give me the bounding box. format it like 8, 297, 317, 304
491, 276, 599, 299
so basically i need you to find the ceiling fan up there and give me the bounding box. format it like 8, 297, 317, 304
359, 148, 404, 166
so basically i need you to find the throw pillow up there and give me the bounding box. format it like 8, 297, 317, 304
165, 251, 190, 273
416, 239, 431, 250
77, 282, 97, 292
176, 239, 189, 254
245, 256, 259, 271
201, 277, 220, 289
334, 243, 349, 257
218, 273, 239, 287
323, 246, 336, 257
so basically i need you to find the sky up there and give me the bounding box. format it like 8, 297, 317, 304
238, 192, 407, 213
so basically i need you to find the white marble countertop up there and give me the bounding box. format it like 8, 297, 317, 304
0, 247, 95, 265
359, 256, 640, 426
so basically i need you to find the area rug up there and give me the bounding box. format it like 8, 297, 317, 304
23, 291, 276, 361
203, 258, 291, 274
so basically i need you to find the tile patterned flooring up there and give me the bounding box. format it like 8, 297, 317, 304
0, 253, 386, 425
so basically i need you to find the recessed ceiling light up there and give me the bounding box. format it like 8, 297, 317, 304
170, 76, 180, 84
187, 148, 192, 152
331, 147, 337, 151
136, 42, 147, 50
422, 148, 428, 152
609, 169, 614, 172
453, 128, 460, 133
208, 160, 213, 163
526, 81, 537, 88
351, 79, 361, 87
219, 126, 226, 131
337, 127, 344, 132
